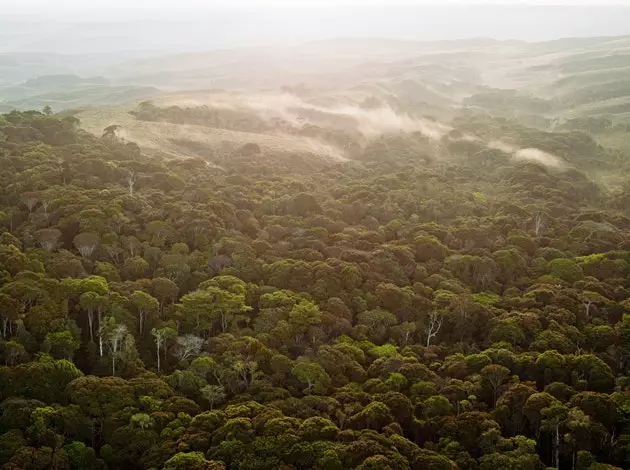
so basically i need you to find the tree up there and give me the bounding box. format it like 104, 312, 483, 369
73, 232, 100, 259
177, 286, 251, 337
3, 341, 27, 366
391, 321, 417, 346
151, 327, 176, 373
201, 385, 226, 410
494, 249, 527, 284
64, 441, 105, 470
548, 258, 583, 283
122, 256, 149, 280
129, 291, 159, 335
164, 452, 224, 470
524, 392, 560, 439
79, 291, 102, 343
130, 413, 154, 430
495, 383, 536, 436
289, 300, 322, 343
34, 229, 61, 250
4, 445, 70, 470
533, 211, 547, 237
44, 330, 80, 360
414, 235, 449, 262
146, 221, 174, 247
0, 293, 21, 339
292, 359, 331, 394
174, 334, 204, 362
425, 311, 443, 347
100, 318, 130, 376
541, 404, 569, 469
356, 305, 396, 334
151, 277, 179, 311
581, 291, 606, 317
66, 375, 135, 444
20, 192, 39, 212
233, 359, 258, 391
347, 401, 394, 431
481, 364, 511, 407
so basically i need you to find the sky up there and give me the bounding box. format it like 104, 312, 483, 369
3, 1, 630, 53
5, 0, 630, 14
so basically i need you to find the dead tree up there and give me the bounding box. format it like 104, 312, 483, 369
425, 312, 442, 347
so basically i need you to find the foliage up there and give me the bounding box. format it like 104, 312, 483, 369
0, 108, 628, 470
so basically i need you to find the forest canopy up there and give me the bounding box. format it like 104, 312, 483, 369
0, 107, 630, 470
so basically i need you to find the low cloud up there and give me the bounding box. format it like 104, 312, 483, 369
488, 140, 564, 168
161, 92, 451, 141
156, 92, 566, 168
513, 148, 564, 168
487, 140, 516, 154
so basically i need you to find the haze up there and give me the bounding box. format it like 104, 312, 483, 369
4, 1, 630, 53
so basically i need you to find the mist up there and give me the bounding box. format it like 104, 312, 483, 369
4, 4, 630, 54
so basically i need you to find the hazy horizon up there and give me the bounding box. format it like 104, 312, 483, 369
4, 3, 630, 54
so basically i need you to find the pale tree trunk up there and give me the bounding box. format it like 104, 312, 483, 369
98, 326, 104, 357
87, 310, 94, 342
426, 312, 442, 347
128, 173, 136, 196
534, 213, 546, 237
156, 338, 161, 373
583, 301, 592, 317
97, 310, 103, 355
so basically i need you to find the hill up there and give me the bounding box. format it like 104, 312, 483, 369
2, 35, 630, 470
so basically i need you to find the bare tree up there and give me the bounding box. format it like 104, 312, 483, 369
96, 309, 110, 358
174, 334, 204, 362
102, 322, 129, 376
127, 172, 136, 196
533, 212, 547, 237
425, 311, 442, 347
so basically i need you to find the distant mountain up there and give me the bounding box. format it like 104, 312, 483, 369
3, 5, 630, 54
22, 75, 110, 89
0, 74, 159, 112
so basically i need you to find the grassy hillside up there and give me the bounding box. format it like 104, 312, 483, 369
0, 74, 160, 113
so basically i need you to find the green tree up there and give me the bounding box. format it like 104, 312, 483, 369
177, 286, 251, 337
201, 385, 226, 410
292, 359, 331, 394
164, 452, 225, 470
130, 290, 159, 335
151, 327, 177, 373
